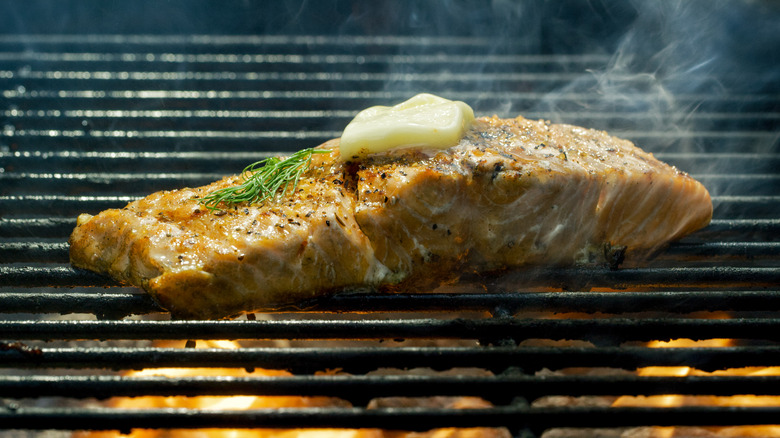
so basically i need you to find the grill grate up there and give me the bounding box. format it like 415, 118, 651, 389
1, 1, 780, 437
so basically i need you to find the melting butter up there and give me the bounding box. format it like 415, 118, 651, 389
339, 93, 474, 161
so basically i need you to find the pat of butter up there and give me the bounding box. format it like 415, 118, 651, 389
339, 93, 475, 161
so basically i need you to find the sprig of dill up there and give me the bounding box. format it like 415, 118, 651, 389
199, 148, 331, 211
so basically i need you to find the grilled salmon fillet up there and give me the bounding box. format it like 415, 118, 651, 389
69, 116, 712, 319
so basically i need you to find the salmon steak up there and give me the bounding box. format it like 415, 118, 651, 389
69, 115, 712, 319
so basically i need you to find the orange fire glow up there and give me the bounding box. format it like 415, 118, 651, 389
75, 329, 780, 437
75, 340, 508, 438
612, 338, 780, 437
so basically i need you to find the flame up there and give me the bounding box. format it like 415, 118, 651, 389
612, 337, 780, 437
75, 340, 508, 438
75, 318, 780, 437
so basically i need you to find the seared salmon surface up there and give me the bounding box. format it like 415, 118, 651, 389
69, 116, 712, 319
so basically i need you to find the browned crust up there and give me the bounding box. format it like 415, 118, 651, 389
69, 116, 712, 319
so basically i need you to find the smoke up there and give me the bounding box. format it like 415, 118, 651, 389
1, 0, 776, 179
335, 0, 778, 156
328, 0, 778, 204
530, 0, 779, 152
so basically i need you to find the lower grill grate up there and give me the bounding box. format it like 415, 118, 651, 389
3, 406, 780, 435
1, 1, 780, 436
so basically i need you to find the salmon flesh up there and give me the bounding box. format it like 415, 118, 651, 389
69, 116, 712, 319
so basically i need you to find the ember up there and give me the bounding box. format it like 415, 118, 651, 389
75, 341, 509, 438
0, 341, 43, 358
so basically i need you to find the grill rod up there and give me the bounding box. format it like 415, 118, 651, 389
3, 265, 779, 288
2, 290, 779, 318
2, 374, 780, 400
2, 318, 780, 344
3, 346, 780, 373
2, 405, 780, 434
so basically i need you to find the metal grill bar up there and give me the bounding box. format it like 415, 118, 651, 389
9, 70, 689, 86
0, 291, 155, 318
6, 90, 776, 109
4, 346, 780, 373
5, 374, 780, 400
3, 405, 778, 434
0, 218, 76, 237
0, 33, 528, 47
3, 290, 780, 317
0, 290, 778, 318
3, 265, 778, 289
8, 109, 775, 123
4, 116, 775, 137
4, 318, 780, 344
0, 51, 613, 68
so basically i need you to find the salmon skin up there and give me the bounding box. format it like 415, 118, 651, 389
69, 116, 712, 319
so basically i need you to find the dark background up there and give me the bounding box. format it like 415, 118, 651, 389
1, 0, 777, 94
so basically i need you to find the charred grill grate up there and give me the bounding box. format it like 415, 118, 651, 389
1, 1, 780, 436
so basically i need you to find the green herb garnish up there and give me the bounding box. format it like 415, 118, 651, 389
200, 147, 331, 211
